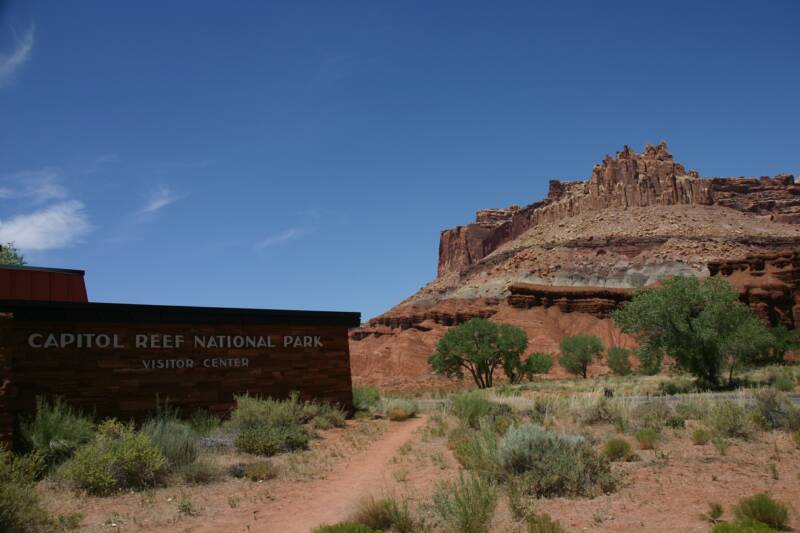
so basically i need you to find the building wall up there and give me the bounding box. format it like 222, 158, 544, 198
0, 303, 358, 446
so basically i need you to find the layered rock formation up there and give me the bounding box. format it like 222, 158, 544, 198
351, 143, 800, 390
438, 142, 799, 278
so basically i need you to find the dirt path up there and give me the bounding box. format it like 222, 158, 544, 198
191, 416, 427, 533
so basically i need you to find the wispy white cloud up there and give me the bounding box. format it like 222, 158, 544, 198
0, 26, 35, 87
0, 200, 91, 250
139, 185, 178, 215
0, 168, 67, 204
131, 184, 180, 224
255, 228, 307, 249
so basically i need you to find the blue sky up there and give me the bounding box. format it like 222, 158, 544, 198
1, 1, 798, 320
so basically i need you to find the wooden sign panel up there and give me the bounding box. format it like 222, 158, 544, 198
0, 301, 360, 446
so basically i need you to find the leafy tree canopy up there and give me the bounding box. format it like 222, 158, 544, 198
0, 242, 24, 266
613, 276, 775, 387
559, 335, 604, 378
428, 318, 530, 388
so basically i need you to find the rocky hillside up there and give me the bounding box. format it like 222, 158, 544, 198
351, 143, 800, 390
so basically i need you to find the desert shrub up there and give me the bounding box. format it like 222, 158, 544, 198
691, 428, 711, 445
20, 397, 95, 470
770, 374, 795, 392
432, 474, 497, 533
234, 424, 308, 456
62, 419, 167, 495
711, 521, 779, 533
495, 385, 522, 397
658, 378, 696, 396
353, 387, 381, 412
451, 422, 500, 478
665, 415, 686, 429
350, 496, 414, 532
188, 410, 222, 436
706, 401, 757, 440
141, 415, 199, 470
244, 460, 279, 481
607, 347, 632, 376
452, 391, 511, 429
576, 397, 626, 429
447, 427, 474, 451
675, 400, 709, 420
177, 460, 222, 484
631, 400, 672, 430
228, 393, 306, 431
603, 437, 633, 461
634, 429, 658, 449
384, 399, 418, 421
497, 424, 615, 497
491, 414, 515, 436
734, 494, 789, 530
313, 523, 379, 533
0, 448, 52, 531
310, 406, 347, 430
527, 513, 568, 533
302, 401, 347, 428
752, 389, 800, 431
793, 430, 800, 449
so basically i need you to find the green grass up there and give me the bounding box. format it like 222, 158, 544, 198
20, 397, 95, 470
141, 414, 200, 470
432, 474, 497, 533
634, 428, 658, 450
450, 422, 500, 478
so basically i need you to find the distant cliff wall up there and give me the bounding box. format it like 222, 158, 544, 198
438, 142, 799, 277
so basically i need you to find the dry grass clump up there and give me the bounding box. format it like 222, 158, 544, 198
634, 428, 659, 450
691, 428, 712, 445
384, 399, 419, 421
527, 513, 569, 533
313, 522, 379, 533
431, 474, 497, 533
751, 389, 800, 431
349, 496, 415, 532
603, 437, 634, 461
705, 401, 757, 440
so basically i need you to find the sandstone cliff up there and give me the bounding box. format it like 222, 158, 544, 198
438, 142, 799, 278
351, 143, 800, 390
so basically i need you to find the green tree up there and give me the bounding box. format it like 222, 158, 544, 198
607, 347, 632, 376
520, 352, 553, 381
428, 318, 528, 388
635, 344, 663, 375
0, 242, 24, 265
765, 326, 800, 364
613, 277, 775, 388
558, 335, 604, 378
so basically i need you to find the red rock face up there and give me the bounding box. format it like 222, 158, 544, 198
438, 142, 797, 277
